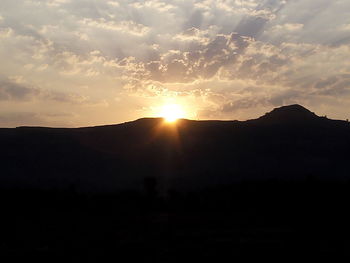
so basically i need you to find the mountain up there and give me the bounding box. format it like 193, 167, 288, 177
2, 104, 350, 260
1, 104, 350, 193
257, 104, 318, 123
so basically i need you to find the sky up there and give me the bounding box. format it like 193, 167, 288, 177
1, 0, 350, 127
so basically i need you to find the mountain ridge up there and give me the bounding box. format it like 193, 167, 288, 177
1, 104, 350, 193
11, 104, 332, 130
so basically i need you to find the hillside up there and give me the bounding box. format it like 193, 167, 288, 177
1, 104, 350, 193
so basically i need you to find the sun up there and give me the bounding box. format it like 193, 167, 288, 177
159, 104, 185, 123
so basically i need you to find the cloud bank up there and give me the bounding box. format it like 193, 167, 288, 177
1, 0, 350, 126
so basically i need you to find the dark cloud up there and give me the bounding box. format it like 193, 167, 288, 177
331, 36, 350, 46
235, 0, 287, 39
183, 10, 203, 30
0, 78, 90, 104
313, 75, 350, 96
235, 16, 268, 38
0, 80, 39, 101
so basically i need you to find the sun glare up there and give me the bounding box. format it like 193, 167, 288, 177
160, 104, 185, 123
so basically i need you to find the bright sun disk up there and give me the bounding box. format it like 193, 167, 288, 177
159, 104, 185, 123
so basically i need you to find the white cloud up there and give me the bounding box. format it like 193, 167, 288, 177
340, 24, 350, 31
272, 23, 304, 31
107, 1, 119, 7
0, 27, 13, 38
80, 18, 150, 36
46, 0, 70, 7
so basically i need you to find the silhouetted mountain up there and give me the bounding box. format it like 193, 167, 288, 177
2, 104, 350, 261
258, 104, 318, 123
1, 104, 349, 193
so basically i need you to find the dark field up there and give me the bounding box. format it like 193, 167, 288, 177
1, 181, 350, 262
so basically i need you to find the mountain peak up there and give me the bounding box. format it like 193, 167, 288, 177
259, 104, 318, 123
270, 104, 314, 114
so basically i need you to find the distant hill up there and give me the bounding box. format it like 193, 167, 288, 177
257, 104, 318, 123
1, 104, 350, 193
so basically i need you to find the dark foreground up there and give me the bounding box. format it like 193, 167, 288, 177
1, 181, 350, 262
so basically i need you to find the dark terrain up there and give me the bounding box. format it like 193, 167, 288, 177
1, 104, 350, 261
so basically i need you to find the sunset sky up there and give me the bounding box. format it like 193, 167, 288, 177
1, 0, 350, 127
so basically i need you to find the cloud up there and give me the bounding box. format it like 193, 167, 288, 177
234, 0, 287, 38
1, 0, 350, 126
312, 75, 350, 96
123, 32, 252, 86
80, 18, 150, 36
0, 77, 99, 105
340, 24, 350, 31
222, 96, 268, 113
0, 79, 39, 101
272, 23, 304, 32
